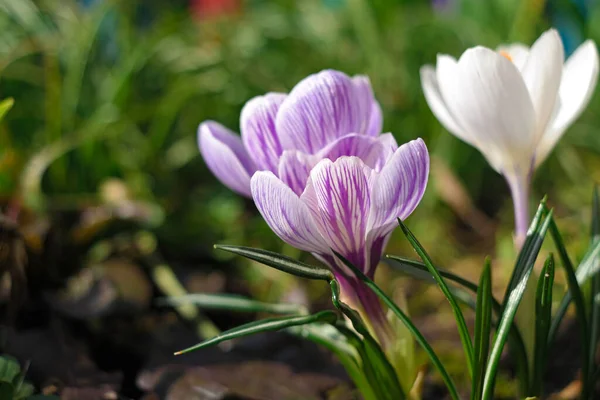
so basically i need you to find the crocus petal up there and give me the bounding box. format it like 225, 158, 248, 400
240, 93, 287, 173
278, 134, 394, 195
443, 47, 537, 173
536, 40, 599, 166
368, 138, 429, 235
198, 121, 256, 197
352, 75, 382, 136
301, 157, 373, 271
377, 132, 399, 155
278, 150, 315, 195
496, 43, 530, 70
367, 101, 383, 137
520, 29, 563, 140
317, 134, 392, 171
364, 138, 429, 275
420, 64, 470, 144
276, 70, 372, 154
251, 171, 326, 254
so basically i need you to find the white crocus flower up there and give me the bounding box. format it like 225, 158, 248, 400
420, 28, 599, 242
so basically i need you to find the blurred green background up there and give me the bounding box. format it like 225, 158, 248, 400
1, 0, 599, 320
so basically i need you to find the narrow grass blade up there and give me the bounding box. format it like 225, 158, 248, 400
503, 199, 547, 303
386, 256, 479, 292
543, 210, 590, 399
589, 186, 600, 383
329, 278, 405, 400
531, 255, 555, 397
386, 254, 530, 377
332, 252, 460, 400
472, 258, 492, 400
481, 210, 553, 400
549, 238, 600, 342
174, 311, 338, 355
215, 244, 333, 281
397, 219, 474, 379
385, 255, 501, 315
157, 293, 305, 315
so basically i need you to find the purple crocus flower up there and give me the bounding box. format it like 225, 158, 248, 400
251, 141, 429, 345
198, 69, 386, 197
198, 69, 430, 347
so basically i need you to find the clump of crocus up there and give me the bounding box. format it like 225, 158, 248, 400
420, 28, 599, 243
198, 69, 430, 350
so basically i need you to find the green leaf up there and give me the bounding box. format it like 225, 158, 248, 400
397, 219, 474, 380
329, 278, 405, 400
385, 254, 530, 380
288, 324, 378, 400
481, 210, 553, 400
174, 311, 339, 355
0, 98, 14, 122
214, 245, 333, 281
332, 253, 460, 400
385, 255, 502, 316
548, 238, 600, 343
589, 186, 600, 385
531, 255, 555, 397
543, 207, 590, 399
502, 199, 547, 303
0, 356, 21, 383
472, 258, 492, 400
157, 293, 305, 315
386, 256, 479, 292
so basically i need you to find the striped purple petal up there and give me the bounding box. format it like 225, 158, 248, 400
301, 157, 373, 272
276, 70, 375, 154
352, 75, 383, 136
240, 93, 287, 173
198, 121, 256, 197
278, 134, 396, 195
368, 138, 430, 238
277, 150, 314, 196
250, 171, 327, 254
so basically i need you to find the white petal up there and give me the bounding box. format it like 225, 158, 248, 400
251, 171, 326, 254
520, 29, 564, 141
536, 40, 599, 166
420, 64, 471, 144
496, 43, 530, 70
444, 47, 537, 173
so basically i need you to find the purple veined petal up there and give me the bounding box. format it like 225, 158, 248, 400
317, 133, 392, 171
367, 138, 429, 241
240, 93, 287, 173
376, 133, 399, 161
367, 101, 383, 137
278, 150, 316, 196
278, 134, 392, 196
251, 171, 327, 254
276, 70, 373, 154
301, 157, 374, 272
352, 75, 381, 136
198, 121, 256, 197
